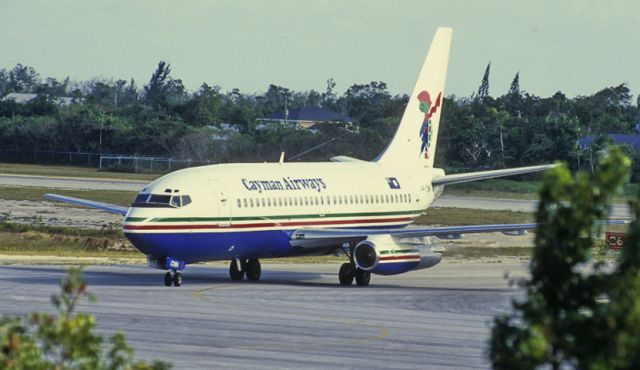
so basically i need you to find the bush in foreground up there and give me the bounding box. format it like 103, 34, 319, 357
0, 267, 170, 369
490, 147, 640, 369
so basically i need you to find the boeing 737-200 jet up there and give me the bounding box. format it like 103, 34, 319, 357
46, 27, 558, 287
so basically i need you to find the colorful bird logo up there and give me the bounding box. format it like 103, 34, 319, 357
417, 90, 442, 159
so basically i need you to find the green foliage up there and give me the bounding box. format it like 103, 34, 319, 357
489, 147, 640, 369
0, 268, 170, 369
0, 62, 638, 174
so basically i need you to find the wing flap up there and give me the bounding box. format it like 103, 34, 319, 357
44, 193, 128, 216
291, 219, 629, 246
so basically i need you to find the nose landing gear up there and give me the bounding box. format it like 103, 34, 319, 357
164, 271, 183, 287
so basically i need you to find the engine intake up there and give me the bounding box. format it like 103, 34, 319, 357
353, 234, 442, 276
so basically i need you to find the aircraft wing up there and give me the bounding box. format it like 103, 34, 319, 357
290, 219, 629, 247
44, 193, 128, 216
432, 164, 556, 187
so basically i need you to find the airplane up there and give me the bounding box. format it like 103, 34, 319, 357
45, 27, 558, 287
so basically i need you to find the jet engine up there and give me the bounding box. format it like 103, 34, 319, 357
353, 234, 442, 276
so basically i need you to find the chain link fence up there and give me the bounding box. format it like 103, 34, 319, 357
98, 155, 213, 173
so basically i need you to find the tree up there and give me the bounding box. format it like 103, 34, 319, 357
476, 62, 490, 100
143, 61, 186, 110
8, 64, 40, 93
490, 147, 640, 369
0, 268, 170, 369
508, 72, 520, 96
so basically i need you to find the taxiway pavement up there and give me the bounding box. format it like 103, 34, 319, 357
0, 262, 527, 369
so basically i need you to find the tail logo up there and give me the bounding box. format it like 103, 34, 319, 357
417, 90, 442, 159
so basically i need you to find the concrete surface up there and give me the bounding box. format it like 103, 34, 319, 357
0, 262, 528, 369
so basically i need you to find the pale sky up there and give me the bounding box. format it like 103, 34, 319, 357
2, 0, 639, 99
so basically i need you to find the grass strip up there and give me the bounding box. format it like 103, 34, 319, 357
0, 162, 158, 181
0, 186, 136, 206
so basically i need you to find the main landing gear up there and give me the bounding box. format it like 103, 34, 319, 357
164, 270, 183, 287
229, 258, 262, 281
339, 243, 371, 287
339, 262, 371, 287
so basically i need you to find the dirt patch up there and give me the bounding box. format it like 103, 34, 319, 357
0, 199, 122, 229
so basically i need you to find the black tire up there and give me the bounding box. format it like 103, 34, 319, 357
229, 260, 245, 281
246, 259, 262, 281
338, 263, 355, 286
173, 272, 182, 287
164, 272, 173, 287
355, 269, 371, 287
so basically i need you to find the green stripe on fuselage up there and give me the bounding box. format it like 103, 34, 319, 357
136, 209, 423, 223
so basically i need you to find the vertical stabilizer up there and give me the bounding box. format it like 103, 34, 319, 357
376, 27, 452, 166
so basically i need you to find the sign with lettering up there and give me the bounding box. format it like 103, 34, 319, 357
242, 177, 327, 193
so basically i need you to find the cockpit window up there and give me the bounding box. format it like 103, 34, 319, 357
132, 193, 192, 208
148, 194, 171, 204
181, 195, 192, 206
134, 194, 149, 203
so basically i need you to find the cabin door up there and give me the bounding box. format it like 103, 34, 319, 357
208, 179, 231, 227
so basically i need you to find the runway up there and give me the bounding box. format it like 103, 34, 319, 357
0, 174, 147, 191
0, 262, 527, 369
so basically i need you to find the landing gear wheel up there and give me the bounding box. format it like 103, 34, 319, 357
229, 259, 245, 281
173, 272, 182, 287
339, 263, 355, 285
164, 272, 173, 287
355, 269, 371, 287
245, 259, 262, 281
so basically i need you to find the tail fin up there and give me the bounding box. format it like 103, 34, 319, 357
376, 27, 452, 166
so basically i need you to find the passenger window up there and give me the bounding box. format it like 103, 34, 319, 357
250, 199, 254, 207
236, 199, 241, 208
243, 199, 248, 208
256, 198, 261, 207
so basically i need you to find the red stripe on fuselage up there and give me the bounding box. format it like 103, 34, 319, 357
123, 216, 414, 231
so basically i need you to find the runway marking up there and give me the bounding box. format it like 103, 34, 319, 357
191, 284, 231, 302
191, 285, 389, 349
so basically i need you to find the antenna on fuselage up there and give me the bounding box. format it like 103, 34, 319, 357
279, 152, 285, 164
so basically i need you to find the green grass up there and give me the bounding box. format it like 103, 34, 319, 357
0, 186, 136, 206
0, 221, 140, 258
443, 246, 533, 259
416, 207, 534, 225
0, 162, 158, 181
444, 179, 637, 203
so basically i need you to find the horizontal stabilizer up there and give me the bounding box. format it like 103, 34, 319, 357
431, 164, 556, 187
45, 193, 128, 216
330, 156, 366, 163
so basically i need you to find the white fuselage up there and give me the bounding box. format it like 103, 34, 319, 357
123, 162, 443, 262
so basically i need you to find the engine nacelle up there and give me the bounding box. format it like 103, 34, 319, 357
353, 234, 442, 276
